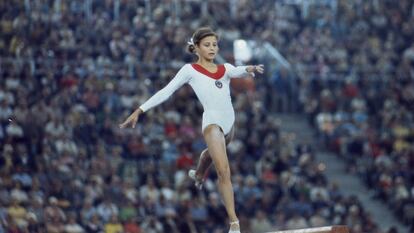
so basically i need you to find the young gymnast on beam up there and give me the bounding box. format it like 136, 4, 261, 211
120, 27, 264, 233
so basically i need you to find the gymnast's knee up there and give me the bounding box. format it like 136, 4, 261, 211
216, 164, 231, 183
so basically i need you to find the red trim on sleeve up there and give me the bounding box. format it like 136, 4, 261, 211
191, 64, 226, 80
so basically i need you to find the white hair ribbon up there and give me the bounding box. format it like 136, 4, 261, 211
187, 38, 194, 46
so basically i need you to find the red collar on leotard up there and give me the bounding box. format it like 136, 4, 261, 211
191, 64, 225, 80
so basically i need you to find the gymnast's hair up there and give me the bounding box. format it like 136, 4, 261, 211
187, 27, 218, 54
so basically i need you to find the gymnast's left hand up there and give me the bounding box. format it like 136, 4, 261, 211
247, 64, 264, 74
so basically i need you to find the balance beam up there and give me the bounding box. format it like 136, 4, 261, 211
267, 225, 349, 233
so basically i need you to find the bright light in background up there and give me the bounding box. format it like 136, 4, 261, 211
233, 39, 252, 64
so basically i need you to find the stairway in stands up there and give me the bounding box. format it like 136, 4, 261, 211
275, 114, 408, 233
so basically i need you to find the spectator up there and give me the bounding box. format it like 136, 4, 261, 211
64, 213, 85, 233
7, 199, 27, 229
44, 197, 66, 223
96, 198, 119, 223
104, 215, 123, 233
140, 216, 163, 233
84, 214, 104, 233
124, 217, 141, 233
251, 210, 273, 233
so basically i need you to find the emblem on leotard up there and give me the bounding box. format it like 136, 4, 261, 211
215, 80, 223, 88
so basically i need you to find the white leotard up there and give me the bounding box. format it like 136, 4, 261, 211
140, 63, 251, 135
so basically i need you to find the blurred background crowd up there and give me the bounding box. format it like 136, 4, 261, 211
298, 0, 414, 229
0, 0, 413, 233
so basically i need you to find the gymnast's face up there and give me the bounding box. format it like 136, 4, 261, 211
196, 36, 219, 62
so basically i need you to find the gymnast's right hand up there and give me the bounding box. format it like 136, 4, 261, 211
119, 108, 143, 129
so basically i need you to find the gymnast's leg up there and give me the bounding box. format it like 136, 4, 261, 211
193, 127, 234, 181
203, 125, 239, 232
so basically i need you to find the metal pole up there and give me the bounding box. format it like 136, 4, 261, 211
230, 0, 237, 19
24, 0, 31, 14
54, 0, 61, 17
145, 0, 151, 20
29, 59, 36, 76
85, 0, 92, 21
201, 1, 208, 18
173, 0, 180, 22
331, 0, 337, 17
114, 0, 120, 21
302, 0, 309, 19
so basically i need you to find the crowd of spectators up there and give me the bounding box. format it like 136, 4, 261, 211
294, 0, 414, 230
0, 0, 407, 233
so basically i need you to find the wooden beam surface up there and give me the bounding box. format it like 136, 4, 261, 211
267, 225, 349, 233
